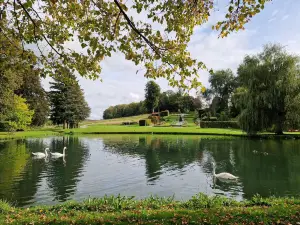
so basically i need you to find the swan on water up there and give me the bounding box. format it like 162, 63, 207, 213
212, 162, 238, 180
50, 147, 67, 157
32, 148, 49, 158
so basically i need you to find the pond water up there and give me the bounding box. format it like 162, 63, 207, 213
0, 135, 300, 207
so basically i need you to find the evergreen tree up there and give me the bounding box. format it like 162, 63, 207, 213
49, 74, 90, 128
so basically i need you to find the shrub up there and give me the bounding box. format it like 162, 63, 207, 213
139, 119, 151, 126
218, 111, 230, 121
202, 117, 218, 121
122, 122, 138, 125
160, 110, 169, 117
150, 116, 160, 124
200, 121, 240, 129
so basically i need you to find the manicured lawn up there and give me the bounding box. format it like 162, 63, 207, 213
0, 128, 64, 140
1, 194, 300, 224
68, 125, 244, 136
2, 124, 300, 140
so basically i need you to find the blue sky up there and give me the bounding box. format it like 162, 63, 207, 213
42, 0, 300, 119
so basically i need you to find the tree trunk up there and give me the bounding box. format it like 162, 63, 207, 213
275, 112, 285, 135
63, 120, 66, 129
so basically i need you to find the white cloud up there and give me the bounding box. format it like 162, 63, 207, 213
282, 15, 289, 20
129, 93, 140, 101
272, 10, 279, 17
268, 18, 276, 23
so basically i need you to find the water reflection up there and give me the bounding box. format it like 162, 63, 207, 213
0, 137, 89, 206
0, 135, 300, 206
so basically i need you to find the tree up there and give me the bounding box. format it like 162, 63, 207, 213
144, 81, 161, 113
1, 0, 270, 89
208, 69, 237, 114
15, 70, 49, 126
49, 74, 91, 128
103, 101, 147, 119
5, 95, 34, 131
0, 29, 37, 131
236, 44, 300, 135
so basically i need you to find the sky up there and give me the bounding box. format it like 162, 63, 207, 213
42, 0, 300, 120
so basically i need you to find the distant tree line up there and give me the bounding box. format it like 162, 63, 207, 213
0, 35, 91, 131
103, 81, 202, 119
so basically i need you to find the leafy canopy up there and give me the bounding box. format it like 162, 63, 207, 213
0, 0, 270, 89
144, 80, 161, 113
235, 44, 300, 134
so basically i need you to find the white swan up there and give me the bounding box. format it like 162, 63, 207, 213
32, 148, 49, 158
212, 162, 238, 180
50, 147, 66, 157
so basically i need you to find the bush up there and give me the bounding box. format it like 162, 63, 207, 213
200, 121, 240, 129
0, 122, 10, 132
160, 110, 169, 117
202, 117, 218, 121
139, 119, 151, 126
149, 116, 160, 124
122, 122, 138, 125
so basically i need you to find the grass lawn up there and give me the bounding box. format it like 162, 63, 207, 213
68, 125, 244, 136
2, 113, 300, 140
1, 194, 300, 224
81, 114, 149, 126
0, 128, 64, 140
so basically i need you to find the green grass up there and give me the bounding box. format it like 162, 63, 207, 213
81, 114, 149, 126
1, 194, 300, 224
0, 128, 64, 140
67, 125, 244, 136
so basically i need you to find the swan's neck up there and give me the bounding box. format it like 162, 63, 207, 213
45, 149, 48, 157
63, 148, 65, 155
212, 165, 216, 176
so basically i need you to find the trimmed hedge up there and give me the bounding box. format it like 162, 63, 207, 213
139, 119, 151, 126
122, 121, 138, 125
201, 117, 218, 121
160, 110, 169, 117
200, 121, 240, 129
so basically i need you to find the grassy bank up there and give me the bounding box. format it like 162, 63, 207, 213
68, 125, 244, 136
0, 128, 64, 140
2, 125, 300, 140
1, 194, 300, 224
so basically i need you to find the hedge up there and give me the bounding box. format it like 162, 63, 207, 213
160, 110, 169, 117
122, 121, 138, 125
201, 116, 218, 121
139, 119, 151, 126
200, 121, 240, 129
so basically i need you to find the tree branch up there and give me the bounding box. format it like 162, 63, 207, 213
113, 0, 162, 56
113, 11, 121, 37
16, 0, 63, 57
13, 0, 25, 53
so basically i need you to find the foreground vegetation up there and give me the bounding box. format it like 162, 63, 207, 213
1, 194, 300, 224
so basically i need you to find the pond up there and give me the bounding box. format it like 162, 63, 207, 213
0, 135, 300, 207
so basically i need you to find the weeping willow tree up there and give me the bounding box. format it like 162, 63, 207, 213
234, 44, 300, 135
